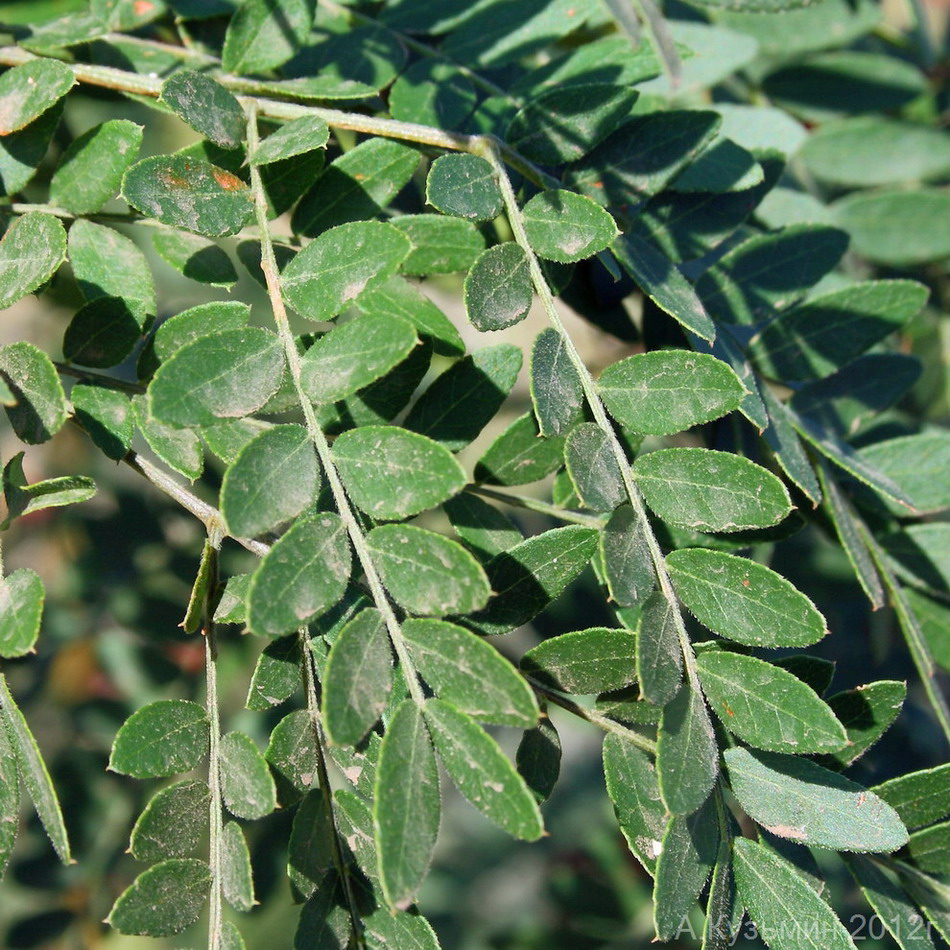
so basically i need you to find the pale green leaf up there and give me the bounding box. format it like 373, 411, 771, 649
1, 452, 96, 528
390, 214, 485, 276
70, 218, 155, 315
464, 242, 533, 331
522, 190, 618, 264
873, 764, 950, 831
131, 394, 204, 481
859, 431, 950, 516
0, 212, 66, 311
251, 115, 329, 165
220, 821, 254, 911
0, 59, 74, 134
0, 568, 44, 658
222, 0, 313, 74
108, 858, 211, 936
657, 683, 718, 816
129, 779, 209, 862
108, 699, 210, 778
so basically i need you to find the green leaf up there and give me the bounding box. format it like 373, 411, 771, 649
564, 423, 625, 512
697, 651, 847, 753
122, 155, 254, 237
636, 590, 682, 706
691, 325, 769, 430
222, 0, 314, 73
671, 136, 763, 194
475, 412, 566, 487
367, 524, 491, 616
734, 838, 858, 950
148, 327, 284, 428
0, 568, 44, 658
405, 344, 522, 452
288, 790, 335, 902
464, 242, 533, 331
251, 116, 329, 165
522, 627, 637, 695
881, 523, 950, 593
598, 350, 744, 436
907, 822, 950, 874
819, 681, 905, 769
265, 709, 318, 804
374, 699, 440, 911
602, 505, 655, 607
0, 212, 66, 311
131, 395, 204, 481
666, 548, 827, 648
219, 731, 277, 820
529, 328, 583, 438
221, 425, 319, 538
247, 512, 351, 638
153, 229, 238, 288
160, 70, 245, 150
0, 341, 69, 445
389, 57, 477, 129
221, 821, 255, 911
109, 699, 209, 778
332, 426, 466, 520
654, 800, 720, 940
403, 619, 538, 727
444, 493, 522, 562
1, 453, 96, 529
725, 747, 908, 852
873, 764, 950, 831
516, 719, 561, 803
761, 387, 822, 506
322, 608, 392, 746
245, 634, 300, 710
129, 779, 209, 862
282, 221, 411, 322
635, 448, 793, 533
425, 698, 543, 841
602, 733, 666, 875
292, 138, 419, 237
859, 432, 950, 517
0, 673, 70, 863
108, 858, 211, 936
63, 297, 142, 369
522, 190, 618, 264
897, 865, 950, 946
0, 58, 74, 134
426, 153, 502, 222
657, 683, 718, 816
507, 83, 639, 165
904, 588, 950, 674
611, 229, 716, 342
390, 214, 485, 276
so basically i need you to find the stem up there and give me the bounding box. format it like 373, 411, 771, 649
481, 139, 702, 693
245, 106, 426, 707
56, 362, 145, 395
468, 485, 607, 528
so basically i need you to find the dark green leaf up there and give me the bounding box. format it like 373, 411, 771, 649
657, 683, 718, 816
221, 425, 319, 538
444, 493, 522, 561
671, 136, 762, 193
602, 505, 655, 607
322, 609, 392, 746
109, 699, 209, 778
265, 709, 318, 804
221, 821, 254, 911
0, 59, 74, 134
635, 448, 793, 533
63, 297, 142, 368
859, 432, 950, 516
464, 242, 533, 331
475, 412, 565, 486
374, 699, 440, 911
160, 70, 245, 150
904, 588, 950, 674
222, 0, 314, 73
896, 865, 950, 947
907, 822, 950, 874
425, 698, 543, 840
220, 731, 277, 820
247, 512, 351, 637
522, 190, 618, 264
108, 858, 211, 936
530, 328, 583, 438
725, 747, 908, 852
0, 212, 66, 310
1, 452, 96, 529
426, 153, 502, 222
521, 627, 637, 695
564, 423, 625, 512
333, 426, 466, 520
637, 590, 682, 706
880, 524, 950, 593
873, 764, 950, 831
131, 394, 203, 481
251, 116, 329, 165
516, 719, 561, 803
288, 790, 335, 902
0, 568, 43, 658
761, 387, 822, 506
819, 681, 905, 769
391, 214, 485, 276
667, 548, 827, 647
122, 155, 254, 237
129, 779, 210, 862
690, 325, 769, 430
153, 229, 238, 288
389, 58, 477, 129
246, 634, 300, 710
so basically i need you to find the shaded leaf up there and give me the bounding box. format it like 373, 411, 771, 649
907, 822, 950, 874
657, 683, 718, 815
602, 505, 655, 607
391, 214, 485, 276
265, 709, 318, 805
475, 412, 565, 487
389, 59, 478, 130
530, 328, 583, 438
131, 394, 203, 481
108, 858, 211, 937
221, 821, 255, 911
444, 493, 522, 562
819, 681, 905, 769
63, 296, 142, 369
873, 763, 950, 831
153, 229, 238, 288
245, 634, 300, 710
129, 779, 210, 862
288, 790, 335, 902
160, 70, 245, 150
564, 423, 625, 512
516, 719, 561, 803
637, 590, 682, 706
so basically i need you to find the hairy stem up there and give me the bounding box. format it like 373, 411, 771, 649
468, 485, 607, 528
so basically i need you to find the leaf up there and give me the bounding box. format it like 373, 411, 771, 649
733, 838, 858, 950
403, 619, 538, 727
464, 242, 533, 331
222, 0, 314, 73
521, 627, 637, 694
367, 524, 491, 616
671, 136, 763, 194
0, 725, 17, 876
725, 747, 908, 852
657, 683, 718, 816
251, 115, 329, 165
466, 526, 598, 636
322, 609, 392, 746
654, 800, 720, 940
245, 634, 300, 710
474, 412, 566, 487
148, 327, 284, 428
635, 448, 793, 533
859, 431, 950, 516
529, 328, 583, 438
602, 505, 656, 607
247, 512, 351, 638
1, 453, 96, 529
564, 423, 625, 512
0, 212, 66, 311
873, 764, 950, 831
153, 229, 238, 288
160, 70, 245, 150
62, 297, 142, 369
49, 119, 142, 213
221, 425, 319, 538
522, 190, 618, 264
907, 822, 950, 874
219, 731, 277, 820
697, 651, 847, 753
390, 214, 485, 276
444, 493, 522, 562
282, 221, 411, 322
0, 58, 75, 134
107, 858, 211, 936
611, 228, 716, 342
0, 95, 62, 194
667, 548, 827, 648
425, 698, 543, 841
0, 569, 44, 658
131, 395, 204, 481
880, 524, 950, 593
332, 426, 466, 520
818, 681, 905, 769
108, 699, 210, 778
598, 350, 744, 436
636, 590, 683, 706
760, 386, 822, 506
265, 709, 318, 804
374, 699, 440, 911
0, 673, 70, 863
426, 153, 501, 222
288, 790, 335, 902
130, 780, 210, 862
897, 864, 950, 947
405, 344, 522, 452
602, 733, 667, 875
904, 588, 950, 674
221, 821, 255, 912
292, 138, 419, 237
123, 155, 254, 237
516, 719, 561, 803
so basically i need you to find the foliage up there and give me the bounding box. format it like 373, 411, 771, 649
0, 0, 948, 948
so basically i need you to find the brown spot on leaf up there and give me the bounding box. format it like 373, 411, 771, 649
212, 168, 244, 191
158, 169, 189, 189
134, 0, 154, 12
764, 824, 807, 840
